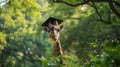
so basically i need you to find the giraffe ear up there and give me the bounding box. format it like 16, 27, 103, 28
60, 25, 64, 29
42, 27, 49, 32
55, 21, 58, 26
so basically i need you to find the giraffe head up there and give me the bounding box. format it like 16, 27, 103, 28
47, 21, 63, 41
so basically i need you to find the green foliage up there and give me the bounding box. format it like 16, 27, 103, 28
0, 0, 120, 67
85, 40, 120, 67
0, 32, 7, 53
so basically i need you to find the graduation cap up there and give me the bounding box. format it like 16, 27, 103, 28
42, 17, 63, 27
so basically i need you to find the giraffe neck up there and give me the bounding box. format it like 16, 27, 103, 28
54, 39, 66, 65
54, 39, 63, 55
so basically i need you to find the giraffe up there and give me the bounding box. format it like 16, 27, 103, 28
48, 21, 63, 56
42, 17, 66, 66
44, 21, 65, 65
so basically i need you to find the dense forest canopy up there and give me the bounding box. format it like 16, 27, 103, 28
0, 0, 120, 67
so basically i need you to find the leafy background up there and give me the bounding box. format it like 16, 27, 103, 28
0, 0, 120, 67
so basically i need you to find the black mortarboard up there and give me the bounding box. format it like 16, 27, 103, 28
42, 17, 63, 27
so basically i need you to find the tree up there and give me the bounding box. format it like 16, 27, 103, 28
0, 0, 51, 66
52, 0, 120, 23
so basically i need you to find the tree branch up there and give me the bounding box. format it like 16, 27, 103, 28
108, 0, 120, 18
113, 0, 120, 7
53, 0, 89, 7
53, 0, 109, 7
89, 2, 111, 24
